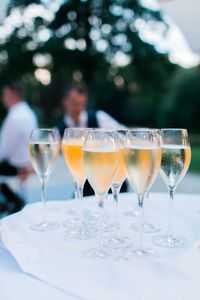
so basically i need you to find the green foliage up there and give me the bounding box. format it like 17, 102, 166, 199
9, 0, 40, 7
189, 146, 200, 173
0, 0, 177, 126
158, 67, 200, 132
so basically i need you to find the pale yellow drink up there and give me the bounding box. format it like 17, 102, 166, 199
84, 149, 120, 194
160, 145, 191, 188
113, 149, 126, 185
124, 146, 161, 195
29, 142, 60, 179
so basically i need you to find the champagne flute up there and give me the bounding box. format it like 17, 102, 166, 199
153, 129, 191, 248
105, 130, 132, 249
83, 129, 120, 259
131, 129, 161, 234
124, 129, 161, 258
123, 127, 150, 218
29, 128, 60, 231
62, 128, 96, 240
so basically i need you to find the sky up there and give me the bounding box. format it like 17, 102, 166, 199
0, 0, 199, 69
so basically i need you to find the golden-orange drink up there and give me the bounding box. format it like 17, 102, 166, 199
62, 139, 86, 184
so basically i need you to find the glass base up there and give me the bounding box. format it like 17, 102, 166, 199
30, 221, 59, 232
84, 247, 110, 259
131, 223, 161, 234
104, 234, 132, 249
63, 218, 80, 227
64, 225, 97, 240
65, 208, 78, 217
64, 209, 95, 225
123, 245, 158, 259
103, 222, 120, 232
84, 209, 97, 220
153, 234, 187, 249
124, 209, 139, 217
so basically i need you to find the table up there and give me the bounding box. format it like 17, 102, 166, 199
1, 193, 200, 300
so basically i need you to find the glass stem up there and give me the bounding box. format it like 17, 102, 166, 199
143, 192, 149, 224
113, 186, 120, 231
167, 187, 175, 237
75, 181, 84, 222
79, 184, 84, 225
74, 181, 79, 202
41, 177, 47, 224
138, 195, 144, 248
98, 194, 105, 250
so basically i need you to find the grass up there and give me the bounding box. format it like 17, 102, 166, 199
190, 146, 200, 173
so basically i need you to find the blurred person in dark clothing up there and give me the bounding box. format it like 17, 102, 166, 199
0, 82, 38, 214
57, 84, 124, 137
56, 83, 127, 196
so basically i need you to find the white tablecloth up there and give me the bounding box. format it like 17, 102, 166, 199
1, 193, 200, 300
0, 246, 78, 300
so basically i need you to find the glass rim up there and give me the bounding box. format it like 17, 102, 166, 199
30, 128, 59, 137
31, 128, 56, 132
63, 127, 115, 132
126, 128, 158, 133
161, 128, 188, 132
89, 128, 115, 131
63, 127, 89, 132
128, 127, 150, 131
83, 129, 120, 149
115, 129, 127, 133
30, 128, 60, 142
64, 127, 89, 134
83, 128, 117, 134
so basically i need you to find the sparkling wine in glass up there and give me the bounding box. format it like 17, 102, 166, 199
62, 128, 96, 240
124, 129, 161, 258
153, 129, 191, 248
123, 127, 150, 218
29, 128, 60, 231
131, 129, 161, 234
83, 129, 120, 259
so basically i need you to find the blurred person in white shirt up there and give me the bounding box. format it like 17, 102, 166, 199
0, 82, 38, 214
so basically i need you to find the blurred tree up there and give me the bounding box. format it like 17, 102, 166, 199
0, 0, 177, 126
158, 67, 200, 132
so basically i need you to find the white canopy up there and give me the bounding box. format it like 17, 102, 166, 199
160, 0, 200, 53
0, 0, 9, 22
